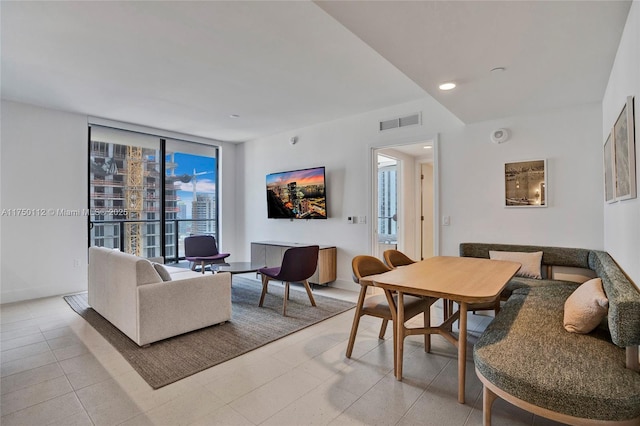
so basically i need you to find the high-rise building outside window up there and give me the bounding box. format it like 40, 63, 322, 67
89, 125, 218, 263
377, 154, 398, 244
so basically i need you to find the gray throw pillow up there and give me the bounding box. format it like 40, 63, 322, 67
152, 263, 172, 281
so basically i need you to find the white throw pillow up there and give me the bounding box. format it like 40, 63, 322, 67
489, 250, 543, 279
563, 278, 609, 334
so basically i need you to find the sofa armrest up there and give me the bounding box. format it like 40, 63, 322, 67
136, 272, 232, 346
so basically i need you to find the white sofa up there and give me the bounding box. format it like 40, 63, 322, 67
88, 247, 231, 346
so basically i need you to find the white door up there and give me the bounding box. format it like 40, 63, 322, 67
421, 162, 434, 259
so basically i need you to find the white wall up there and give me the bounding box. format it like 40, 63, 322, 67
0, 100, 238, 303
1, 101, 88, 302
238, 98, 604, 288
237, 97, 462, 288
421, 162, 434, 259
602, 0, 640, 286
439, 103, 604, 256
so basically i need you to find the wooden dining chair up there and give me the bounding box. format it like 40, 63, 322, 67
347, 255, 434, 360
383, 249, 415, 269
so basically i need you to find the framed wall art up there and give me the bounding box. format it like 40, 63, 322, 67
604, 131, 616, 203
505, 159, 547, 207
613, 96, 636, 201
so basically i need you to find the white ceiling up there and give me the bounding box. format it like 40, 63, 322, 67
0, 1, 425, 142
1, 1, 632, 143
317, 0, 632, 124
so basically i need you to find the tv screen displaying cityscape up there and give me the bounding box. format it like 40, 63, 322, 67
266, 167, 327, 219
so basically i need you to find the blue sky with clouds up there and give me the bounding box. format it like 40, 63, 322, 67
167, 153, 217, 217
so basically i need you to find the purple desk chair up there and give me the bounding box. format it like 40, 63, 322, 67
258, 245, 319, 316
184, 235, 230, 274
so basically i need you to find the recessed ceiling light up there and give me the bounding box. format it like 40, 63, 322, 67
439, 82, 456, 91
423, 145, 433, 149
229, 114, 240, 119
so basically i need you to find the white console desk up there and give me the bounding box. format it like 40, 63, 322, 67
250, 241, 337, 285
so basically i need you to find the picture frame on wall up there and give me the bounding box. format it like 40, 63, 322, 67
604, 131, 616, 203
613, 96, 636, 201
505, 159, 547, 207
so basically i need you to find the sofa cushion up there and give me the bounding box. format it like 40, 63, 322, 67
563, 278, 609, 334
502, 277, 579, 298
169, 270, 204, 281
475, 286, 640, 421
489, 250, 542, 279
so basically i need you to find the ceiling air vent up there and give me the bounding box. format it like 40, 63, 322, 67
379, 113, 421, 132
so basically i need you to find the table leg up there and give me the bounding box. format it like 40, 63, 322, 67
396, 291, 405, 381
458, 301, 468, 403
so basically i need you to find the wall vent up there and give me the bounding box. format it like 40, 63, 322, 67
379, 112, 421, 132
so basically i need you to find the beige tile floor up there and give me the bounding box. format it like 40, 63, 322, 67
0, 277, 564, 426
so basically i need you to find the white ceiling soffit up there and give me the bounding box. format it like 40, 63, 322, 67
1, 1, 427, 142
315, 0, 632, 124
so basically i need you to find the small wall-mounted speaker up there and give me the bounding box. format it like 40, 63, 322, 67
490, 128, 510, 144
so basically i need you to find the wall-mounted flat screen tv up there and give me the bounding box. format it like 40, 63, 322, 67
266, 166, 327, 219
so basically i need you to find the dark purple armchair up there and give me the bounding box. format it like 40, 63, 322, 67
258, 245, 319, 316
184, 235, 230, 274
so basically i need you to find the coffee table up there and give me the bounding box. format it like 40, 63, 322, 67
212, 262, 265, 275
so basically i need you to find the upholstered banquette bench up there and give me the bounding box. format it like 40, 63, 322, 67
459, 243, 640, 426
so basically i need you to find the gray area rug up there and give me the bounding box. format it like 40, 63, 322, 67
64, 277, 354, 389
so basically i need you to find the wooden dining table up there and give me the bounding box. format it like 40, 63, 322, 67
367, 256, 520, 404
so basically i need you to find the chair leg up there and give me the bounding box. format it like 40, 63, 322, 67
302, 280, 316, 307
259, 275, 270, 307
283, 282, 290, 316
200, 261, 206, 274
346, 286, 368, 358
378, 319, 388, 339
190, 261, 196, 271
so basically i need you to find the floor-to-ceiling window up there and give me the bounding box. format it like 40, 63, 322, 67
164, 139, 218, 262
88, 125, 218, 263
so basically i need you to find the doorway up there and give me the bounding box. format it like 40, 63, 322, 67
372, 140, 437, 260
375, 153, 398, 257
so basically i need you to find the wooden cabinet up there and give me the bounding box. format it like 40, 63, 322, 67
251, 241, 337, 285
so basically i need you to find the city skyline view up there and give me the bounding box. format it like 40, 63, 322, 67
89, 130, 220, 261
167, 152, 217, 218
